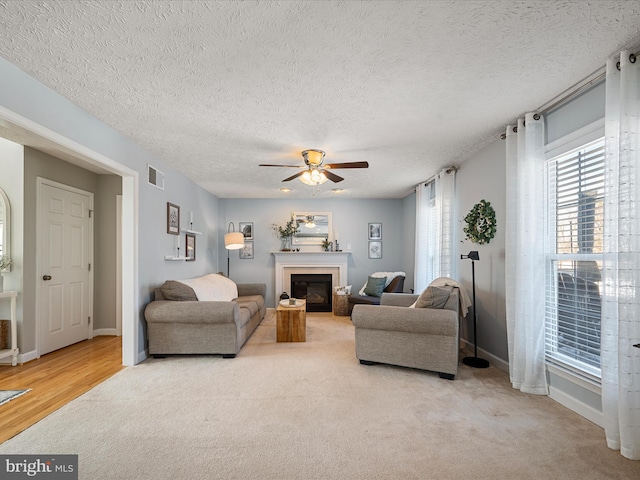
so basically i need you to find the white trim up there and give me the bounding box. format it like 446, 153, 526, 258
546, 362, 601, 394
549, 385, 604, 428
0, 105, 140, 366
36, 178, 95, 356
93, 328, 119, 336
0, 349, 39, 365
116, 195, 122, 336
545, 118, 605, 158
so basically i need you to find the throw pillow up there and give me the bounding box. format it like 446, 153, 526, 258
160, 280, 198, 301
415, 286, 451, 309
363, 276, 387, 297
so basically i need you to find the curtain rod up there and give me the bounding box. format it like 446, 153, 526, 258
417, 165, 459, 188
500, 49, 638, 139
539, 50, 637, 115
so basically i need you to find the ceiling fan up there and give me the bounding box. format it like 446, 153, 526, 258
259, 149, 369, 185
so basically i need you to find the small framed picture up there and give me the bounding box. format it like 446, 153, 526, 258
167, 202, 180, 235
239, 222, 254, 240
239, 241, 254, 259
185, 233, 196, 261
368, 241, 382, 259
368, 222, 382, 240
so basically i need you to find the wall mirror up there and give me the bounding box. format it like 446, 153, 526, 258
292, 212, 332, 246
0, 187, 10, 270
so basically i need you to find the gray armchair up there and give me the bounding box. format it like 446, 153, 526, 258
351, 287, 459, 379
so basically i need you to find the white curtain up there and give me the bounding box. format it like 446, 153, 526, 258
601, 50, 640, 461
505, 113, 548, 395
414, 168, 456, 292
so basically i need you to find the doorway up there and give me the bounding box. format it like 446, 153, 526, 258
37, 178, 93, 356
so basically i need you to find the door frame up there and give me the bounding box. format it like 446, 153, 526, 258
0, 104, 140, 366
36, 177, 94, 356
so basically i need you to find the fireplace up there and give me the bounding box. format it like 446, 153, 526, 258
291, 274, 332, 312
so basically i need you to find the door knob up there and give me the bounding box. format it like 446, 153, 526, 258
43, 275, 52, 281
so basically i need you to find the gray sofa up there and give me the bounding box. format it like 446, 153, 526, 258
144, 282, 266, 358
351, 288, 459, 379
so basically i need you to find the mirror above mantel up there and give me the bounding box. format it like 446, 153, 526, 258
292, 211, 332, 246
0, 187, 11, 271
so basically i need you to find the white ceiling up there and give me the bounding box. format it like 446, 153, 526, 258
0, 1, 639, 198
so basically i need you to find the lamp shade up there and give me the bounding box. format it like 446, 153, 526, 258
224, 231, 244, 250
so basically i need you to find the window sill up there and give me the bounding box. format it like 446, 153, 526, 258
546, 360, 601, 395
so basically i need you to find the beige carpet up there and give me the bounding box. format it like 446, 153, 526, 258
1, 313, 638, 479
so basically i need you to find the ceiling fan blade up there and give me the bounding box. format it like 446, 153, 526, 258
282, 171, 305, 182
323, 170, 344, 183
259, 164, 304, 168
324, 161, 369, 169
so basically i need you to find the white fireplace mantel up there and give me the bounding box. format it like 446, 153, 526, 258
273, 252, 351, 306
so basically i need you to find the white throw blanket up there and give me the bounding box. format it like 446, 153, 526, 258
179, 273, 238, 301
429, 276, 472, 317
359, 271, 406, 296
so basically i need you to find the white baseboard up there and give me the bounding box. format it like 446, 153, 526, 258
549, 385, 604, 428
461, 339, 509, 373
0, 349, 38, 365
93, 328, 120, 336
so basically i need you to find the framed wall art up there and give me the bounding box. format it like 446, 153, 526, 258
167, 202, 180, 235
239, 241, 254, 259
185, 233, 196, 261
368, 222, 382, 240
368, 241, 382, 259
239, 222, 254, 240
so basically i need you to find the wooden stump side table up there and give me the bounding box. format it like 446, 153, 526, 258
276, 300, 306, 342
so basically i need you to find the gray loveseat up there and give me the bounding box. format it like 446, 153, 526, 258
351, 287, 459, 379
144, 276, 266, 358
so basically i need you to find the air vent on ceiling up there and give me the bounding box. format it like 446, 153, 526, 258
147, 164, 164, 190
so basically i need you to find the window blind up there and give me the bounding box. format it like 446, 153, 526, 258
545, 138, 605, 375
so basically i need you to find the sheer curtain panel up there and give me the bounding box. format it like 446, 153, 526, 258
601, 50, 640, 461
505, 113, 548, 395
414, 169, 456, 293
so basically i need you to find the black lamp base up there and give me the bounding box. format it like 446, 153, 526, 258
463, 356, 490, 369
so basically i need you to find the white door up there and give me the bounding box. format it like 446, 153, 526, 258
38, 180, 93, 356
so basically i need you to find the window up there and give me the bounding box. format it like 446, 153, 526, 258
545, 138, 605, 378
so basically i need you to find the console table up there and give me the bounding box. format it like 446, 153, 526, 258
0, 291, 19, 366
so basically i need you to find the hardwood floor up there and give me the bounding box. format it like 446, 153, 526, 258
0, 336, 123, 444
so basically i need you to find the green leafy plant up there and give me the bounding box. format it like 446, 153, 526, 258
271, 217, 299, 240
463, 200, 497, 245
0, 255, 14, 271
321, 239, 331, 251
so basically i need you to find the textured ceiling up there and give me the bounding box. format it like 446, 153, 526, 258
0, 1, 639, 198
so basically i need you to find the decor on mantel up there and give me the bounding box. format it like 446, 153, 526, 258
463, 200, 496, 245
224, 222, 244, 276
321, 239, 332, 251
460, 251, 489, 369
272, 216, 299, 251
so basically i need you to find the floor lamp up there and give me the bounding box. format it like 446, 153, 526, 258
224, 222, 244, 277
460, 251, 489, 368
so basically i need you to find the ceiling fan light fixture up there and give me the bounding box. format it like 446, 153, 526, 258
304, 215, 316, 228
302, 149, 325, 166
299, 169, 328, 186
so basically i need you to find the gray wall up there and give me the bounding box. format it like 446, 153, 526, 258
219, 198, 408, 307
455, 139, 508, 362
95, 174, 123, 330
